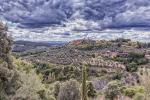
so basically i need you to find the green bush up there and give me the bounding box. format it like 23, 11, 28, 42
87, 82, 97, 98
104, 81, 123, 100
123, 86, 145, 98
14, 59, 33, 73
128, 52, 145, 59
136, 58, 149, 65
111, 71, 123, 80
133, 93, 145, 100
79, 44, 94, 50
113, 57, 128, 63
34, 64, 81, 83
126, 62, 138, 72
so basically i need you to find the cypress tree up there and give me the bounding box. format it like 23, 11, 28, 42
81, 63, 87, 100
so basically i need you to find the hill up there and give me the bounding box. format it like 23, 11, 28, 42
12, 38, 150, 99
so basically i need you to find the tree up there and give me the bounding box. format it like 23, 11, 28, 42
0, 22, 21, 100
57, 79, 81, 100
81, 64, 87, 100
0, 23, 12, 68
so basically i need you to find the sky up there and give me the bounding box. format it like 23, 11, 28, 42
1, 0, 150, 42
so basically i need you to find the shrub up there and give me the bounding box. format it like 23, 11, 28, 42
53, 82, 60, 99
57, 79, 81, 100
104, 81, 123, 100
13, 69, 47, 100
112, 38, 131, 43
133, 93, 145, 100
36, 65, 81, 83
136, 58, 149, 65
14, 59, 33, 73
87, 81, 97, 98
123, 86, 145, 98
128, 52, 145, 59
111, 70, 123, 80
113, 57, 128, 63
126, 62, 138, 72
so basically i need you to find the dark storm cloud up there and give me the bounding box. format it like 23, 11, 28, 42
1, 0, 150, 28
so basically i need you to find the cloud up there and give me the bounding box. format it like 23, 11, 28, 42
0, 0, 76, 27
113, 7, 150, 27
1, 0, 150, 29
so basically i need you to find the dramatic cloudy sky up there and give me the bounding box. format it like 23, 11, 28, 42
1, 0, 150, 42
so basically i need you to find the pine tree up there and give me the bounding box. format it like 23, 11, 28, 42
81, 63, 87, 100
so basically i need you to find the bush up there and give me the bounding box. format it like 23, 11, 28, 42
53, 82, 60, 99
35, 64, 81, 82
136, 58, 149, 65
126, 62, 138, 72
104, 81, 123, 100
113, 57, 128, 63
113, 38, 131, 43
123, 86, 145, 98
87, 81, 97, 98
133, 93, 145, 100
79, 45, 94, 50
111, 70, 123, 80
14, 59, 33, 73
128, 52, 145, 59
57, 79, 81, 100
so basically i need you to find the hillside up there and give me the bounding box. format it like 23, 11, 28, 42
12, 38, 150, 100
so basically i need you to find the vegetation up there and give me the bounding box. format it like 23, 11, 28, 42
34, 62, 81, 83
113, 51, 148, 73
126, 62, 138, 72
122, 86, 145, 98
57, 79, 81, 100
104, 81, 123, 100
140, 68, 150, 99
133, 93, 145, 100
0, 22, 21, 99
86, 81, 97, 98
53, 82, 60, 99
1, 22, 150, 100
81, 64, 87, 100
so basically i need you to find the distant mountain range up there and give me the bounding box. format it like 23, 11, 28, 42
12, 40, 67, 52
